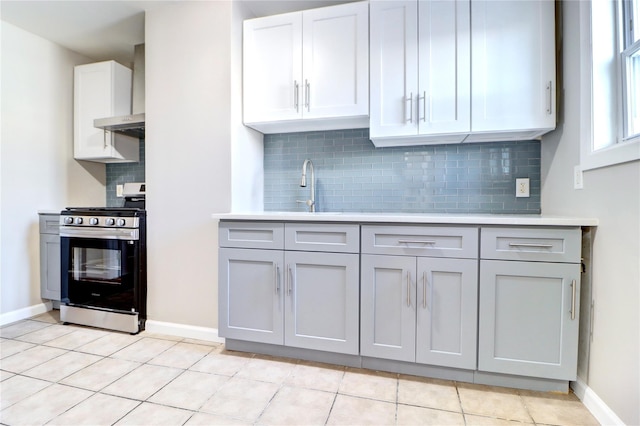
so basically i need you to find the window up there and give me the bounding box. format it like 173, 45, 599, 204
580, 0, 640, 170
622, 0, 640, 140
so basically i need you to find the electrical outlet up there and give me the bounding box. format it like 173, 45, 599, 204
516, 178, 530, 198
116, 184, 124, 198
574, 165, 584, 189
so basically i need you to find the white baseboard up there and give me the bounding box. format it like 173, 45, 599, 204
145, 319, 224, 343
0, 301, 52, 326
571, 379, 625, 425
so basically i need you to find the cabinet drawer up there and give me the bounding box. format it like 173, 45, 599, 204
285, 223, 360, 253
481, 227, 581, 263
39, 214, 60, 235
219, 221, 284, 250
361, 225, 478, 259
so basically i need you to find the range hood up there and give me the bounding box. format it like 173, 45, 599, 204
94, 44, 145, 139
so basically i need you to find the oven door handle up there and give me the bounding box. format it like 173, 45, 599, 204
60, 227, 139, 240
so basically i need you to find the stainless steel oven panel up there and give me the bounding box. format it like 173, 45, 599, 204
60, 227, 139, 240
61, 304, 139, 334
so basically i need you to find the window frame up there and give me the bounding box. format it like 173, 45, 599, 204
580, 0, 640, 171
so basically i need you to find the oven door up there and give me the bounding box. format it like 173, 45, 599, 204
61, 233, 140, 313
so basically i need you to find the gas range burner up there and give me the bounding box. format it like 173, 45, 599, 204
62, 207, 143, 217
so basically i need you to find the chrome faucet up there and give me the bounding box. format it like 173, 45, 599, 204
297, 159, 315, 212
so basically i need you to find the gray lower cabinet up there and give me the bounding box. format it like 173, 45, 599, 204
219, 247, 284, 345
39, 213, 61, 301
285, 250, 359, 354
478, 227, 582, 380
218, 221, 360, 355
360, 225, 479, 369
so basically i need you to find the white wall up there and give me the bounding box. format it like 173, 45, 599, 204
541, 3, 640, 424
145, 1, 261, 330
231, 2, 264, 211
0, 22, 106, 318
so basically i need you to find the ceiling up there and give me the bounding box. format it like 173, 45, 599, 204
1, 0, 353, 66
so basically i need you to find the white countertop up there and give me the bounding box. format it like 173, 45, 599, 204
213, 212, 598, 227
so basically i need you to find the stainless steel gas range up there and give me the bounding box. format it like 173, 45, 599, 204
59, 183, 146, 334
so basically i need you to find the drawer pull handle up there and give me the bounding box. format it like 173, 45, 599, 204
398, 240, 436, 245
571, 279, 576, 320
508, 243, 554, 249
407, 271, 411, 307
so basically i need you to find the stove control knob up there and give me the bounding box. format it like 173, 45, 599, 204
64, 217, 74, 225
76, 217, 84, 225
89, 218, 99, 226
117, 218, 126, 227
106, 218, 116, 226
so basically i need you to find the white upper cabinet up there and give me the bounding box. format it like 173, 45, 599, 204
468, 0, 556, 142
243, 13, 302, 124
370, 0, 470, 146
74, 61, 139, 163
370, 0, 556, 147
243, 1, 369, 133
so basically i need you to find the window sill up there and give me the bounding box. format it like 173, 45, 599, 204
582, 138, 640, 171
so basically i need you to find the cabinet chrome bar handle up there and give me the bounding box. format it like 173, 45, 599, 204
103, 130, 108, 149
508, 243, 553, 249
294, 81, 299, 112
305, 80, 310, 111
406, 92, 414, 123
287, 264, 292, 295
398, 239, 436, 245
418, 91, 426, 122
422, 271, 427, 309
570, 279, 576, 320
546, 81, 553, 114
406, 272, 410, 307
274, 264, 280, 294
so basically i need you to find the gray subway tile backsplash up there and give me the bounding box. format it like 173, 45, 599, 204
105, 131, 541, 214
264, 129, 541, 214
106, 140, 145, 207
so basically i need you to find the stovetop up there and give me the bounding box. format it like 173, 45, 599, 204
61, 207, 145, 217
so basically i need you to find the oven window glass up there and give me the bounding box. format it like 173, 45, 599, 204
72, 247, 126, 284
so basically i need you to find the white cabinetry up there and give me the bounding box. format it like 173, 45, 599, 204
243, 2, 369, 133
468, 0, 556, 142
370, 0, 555, 147
478, 227, 581, 380
360, 225, 479, 369
218, 221, 360, 355
74, 61, 139, 163
370, 0, 470, 146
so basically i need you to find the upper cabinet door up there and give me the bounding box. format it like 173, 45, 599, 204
243, 12, 303, 123
370, 0, 470, 146
418, 0, 470, 136
74, 61, 139, 163
302, 1, 369, 120
470, 0, 556, 137
370, 1, 419, 139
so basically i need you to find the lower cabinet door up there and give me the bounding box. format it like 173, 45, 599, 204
284, 251, 360, 354
361, 254, 416, 362
479, 260, 581, 380
416, 257, 478, 369
40, 234, 61, 300
218, 248, 284, 345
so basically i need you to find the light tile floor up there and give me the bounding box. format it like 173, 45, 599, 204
0, 311, 600, 426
